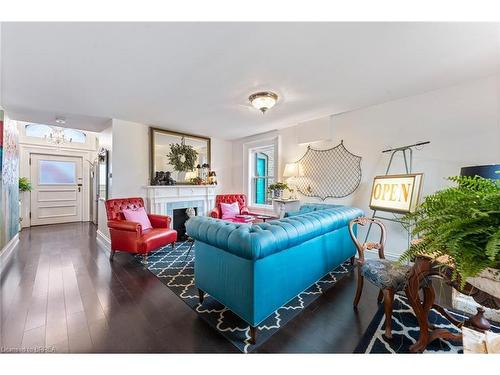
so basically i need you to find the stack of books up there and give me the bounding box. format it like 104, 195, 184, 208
233, 214, 254, 223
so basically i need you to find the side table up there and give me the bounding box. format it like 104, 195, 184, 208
272, 199, 300, 218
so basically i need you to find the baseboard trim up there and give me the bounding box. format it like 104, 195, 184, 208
96, 229, 111, 254
0, 233, 20, 272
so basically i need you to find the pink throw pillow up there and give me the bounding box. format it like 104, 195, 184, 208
220, 202, 240, 220
122, 207, 152, 230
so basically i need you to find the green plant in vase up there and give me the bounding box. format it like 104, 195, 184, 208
268, 182, 291, 199
19, 177, 32, 192
400, 176, 500, 285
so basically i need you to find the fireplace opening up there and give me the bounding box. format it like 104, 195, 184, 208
173, 207, 197, 240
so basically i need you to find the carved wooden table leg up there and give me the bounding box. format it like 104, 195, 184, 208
405, 257, 433, 353
405, 257, 465, 352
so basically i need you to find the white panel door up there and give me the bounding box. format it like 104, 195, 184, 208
30, 154, 83, 226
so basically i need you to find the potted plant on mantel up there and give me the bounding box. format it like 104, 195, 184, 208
19, 177, 32, 227
268, 182, 292, 199
401, 176, 500, 300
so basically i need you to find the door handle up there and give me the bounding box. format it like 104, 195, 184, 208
78, 183, 82, 192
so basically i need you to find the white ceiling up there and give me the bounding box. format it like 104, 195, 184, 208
1, 22, 499, 139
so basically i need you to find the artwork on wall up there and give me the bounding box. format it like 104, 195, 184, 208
0, 111, 20, 249
294, 141, 362, 200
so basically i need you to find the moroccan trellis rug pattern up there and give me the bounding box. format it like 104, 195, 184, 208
355, 294, 500, 353
138, 240, 353, 353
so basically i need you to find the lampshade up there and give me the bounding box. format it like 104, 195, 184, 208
283, 163, 300, 178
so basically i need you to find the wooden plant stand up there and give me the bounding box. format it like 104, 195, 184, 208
404, 256, 499, 353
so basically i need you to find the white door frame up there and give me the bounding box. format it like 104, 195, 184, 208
19, 144, 96, 227
30, 153, 83, 226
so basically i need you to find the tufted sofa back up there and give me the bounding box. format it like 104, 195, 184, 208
215, 194, 247, 211
186, 205, 363, 260
105, 197, 145, 221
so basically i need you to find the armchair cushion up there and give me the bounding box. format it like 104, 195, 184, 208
212, 194, 250, 219
148, 214, 171, 228
220, 202, 240, 220
123, 207, 152, 230
139, 228, 178, 253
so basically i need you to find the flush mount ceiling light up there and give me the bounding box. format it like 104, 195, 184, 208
248, 91, 278, 114
55, 117, 66, 125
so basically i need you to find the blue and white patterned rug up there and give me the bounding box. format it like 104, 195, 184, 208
355, 294, 500, 353
138, 240, 353, 353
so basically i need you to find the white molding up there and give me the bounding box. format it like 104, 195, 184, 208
0, 233, 20, 272
144, 185, 217, 227
242, 134, 280, 207
96, 229, 111, 253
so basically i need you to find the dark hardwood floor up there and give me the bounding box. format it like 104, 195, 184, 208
1, 222, 452, 353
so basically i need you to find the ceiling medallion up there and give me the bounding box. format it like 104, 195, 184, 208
248, 91, 278, 114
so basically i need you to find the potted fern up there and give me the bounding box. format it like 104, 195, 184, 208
401, 176, 499, 298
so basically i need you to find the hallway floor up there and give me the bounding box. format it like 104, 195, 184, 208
1, 222, 449, 353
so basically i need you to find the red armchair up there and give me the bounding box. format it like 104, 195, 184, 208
105, 197, 177, 262
211, 194, 250, 219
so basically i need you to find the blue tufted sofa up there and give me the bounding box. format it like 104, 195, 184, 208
185, 204, 363, 339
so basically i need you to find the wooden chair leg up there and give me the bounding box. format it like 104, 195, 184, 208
249, 326, 257, 345
171, 242, 176, 250
141, 254, 148, 264
109, 249, 115, 261
382, 289, 395, 339
353, 267, 364, 309
198, 288, 205, 304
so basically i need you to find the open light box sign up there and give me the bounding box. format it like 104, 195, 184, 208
369, 173, 424, 214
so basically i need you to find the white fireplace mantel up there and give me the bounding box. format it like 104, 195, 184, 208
144, 185, 217, 221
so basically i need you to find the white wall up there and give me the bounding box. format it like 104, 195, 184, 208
111, 119, 150, 199
232, 75, 500, 259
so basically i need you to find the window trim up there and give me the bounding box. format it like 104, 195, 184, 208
243, 134, 280, 212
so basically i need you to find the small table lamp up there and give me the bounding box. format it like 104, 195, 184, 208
283, 163, 302, 199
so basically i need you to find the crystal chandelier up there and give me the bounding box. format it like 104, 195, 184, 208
44, 126, 73, 145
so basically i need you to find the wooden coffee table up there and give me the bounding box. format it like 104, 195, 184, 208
254, 214, 278, 222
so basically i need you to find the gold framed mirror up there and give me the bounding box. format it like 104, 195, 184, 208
149, 127, 211, 185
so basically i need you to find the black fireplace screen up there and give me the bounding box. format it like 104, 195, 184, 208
173, 207, 198, 240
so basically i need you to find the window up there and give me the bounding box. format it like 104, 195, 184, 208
25, 123, 52, 138
25, 124, 87, 143
249, 144, 276, 206
39, 160, 77, 184
63, 128, 86, 143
